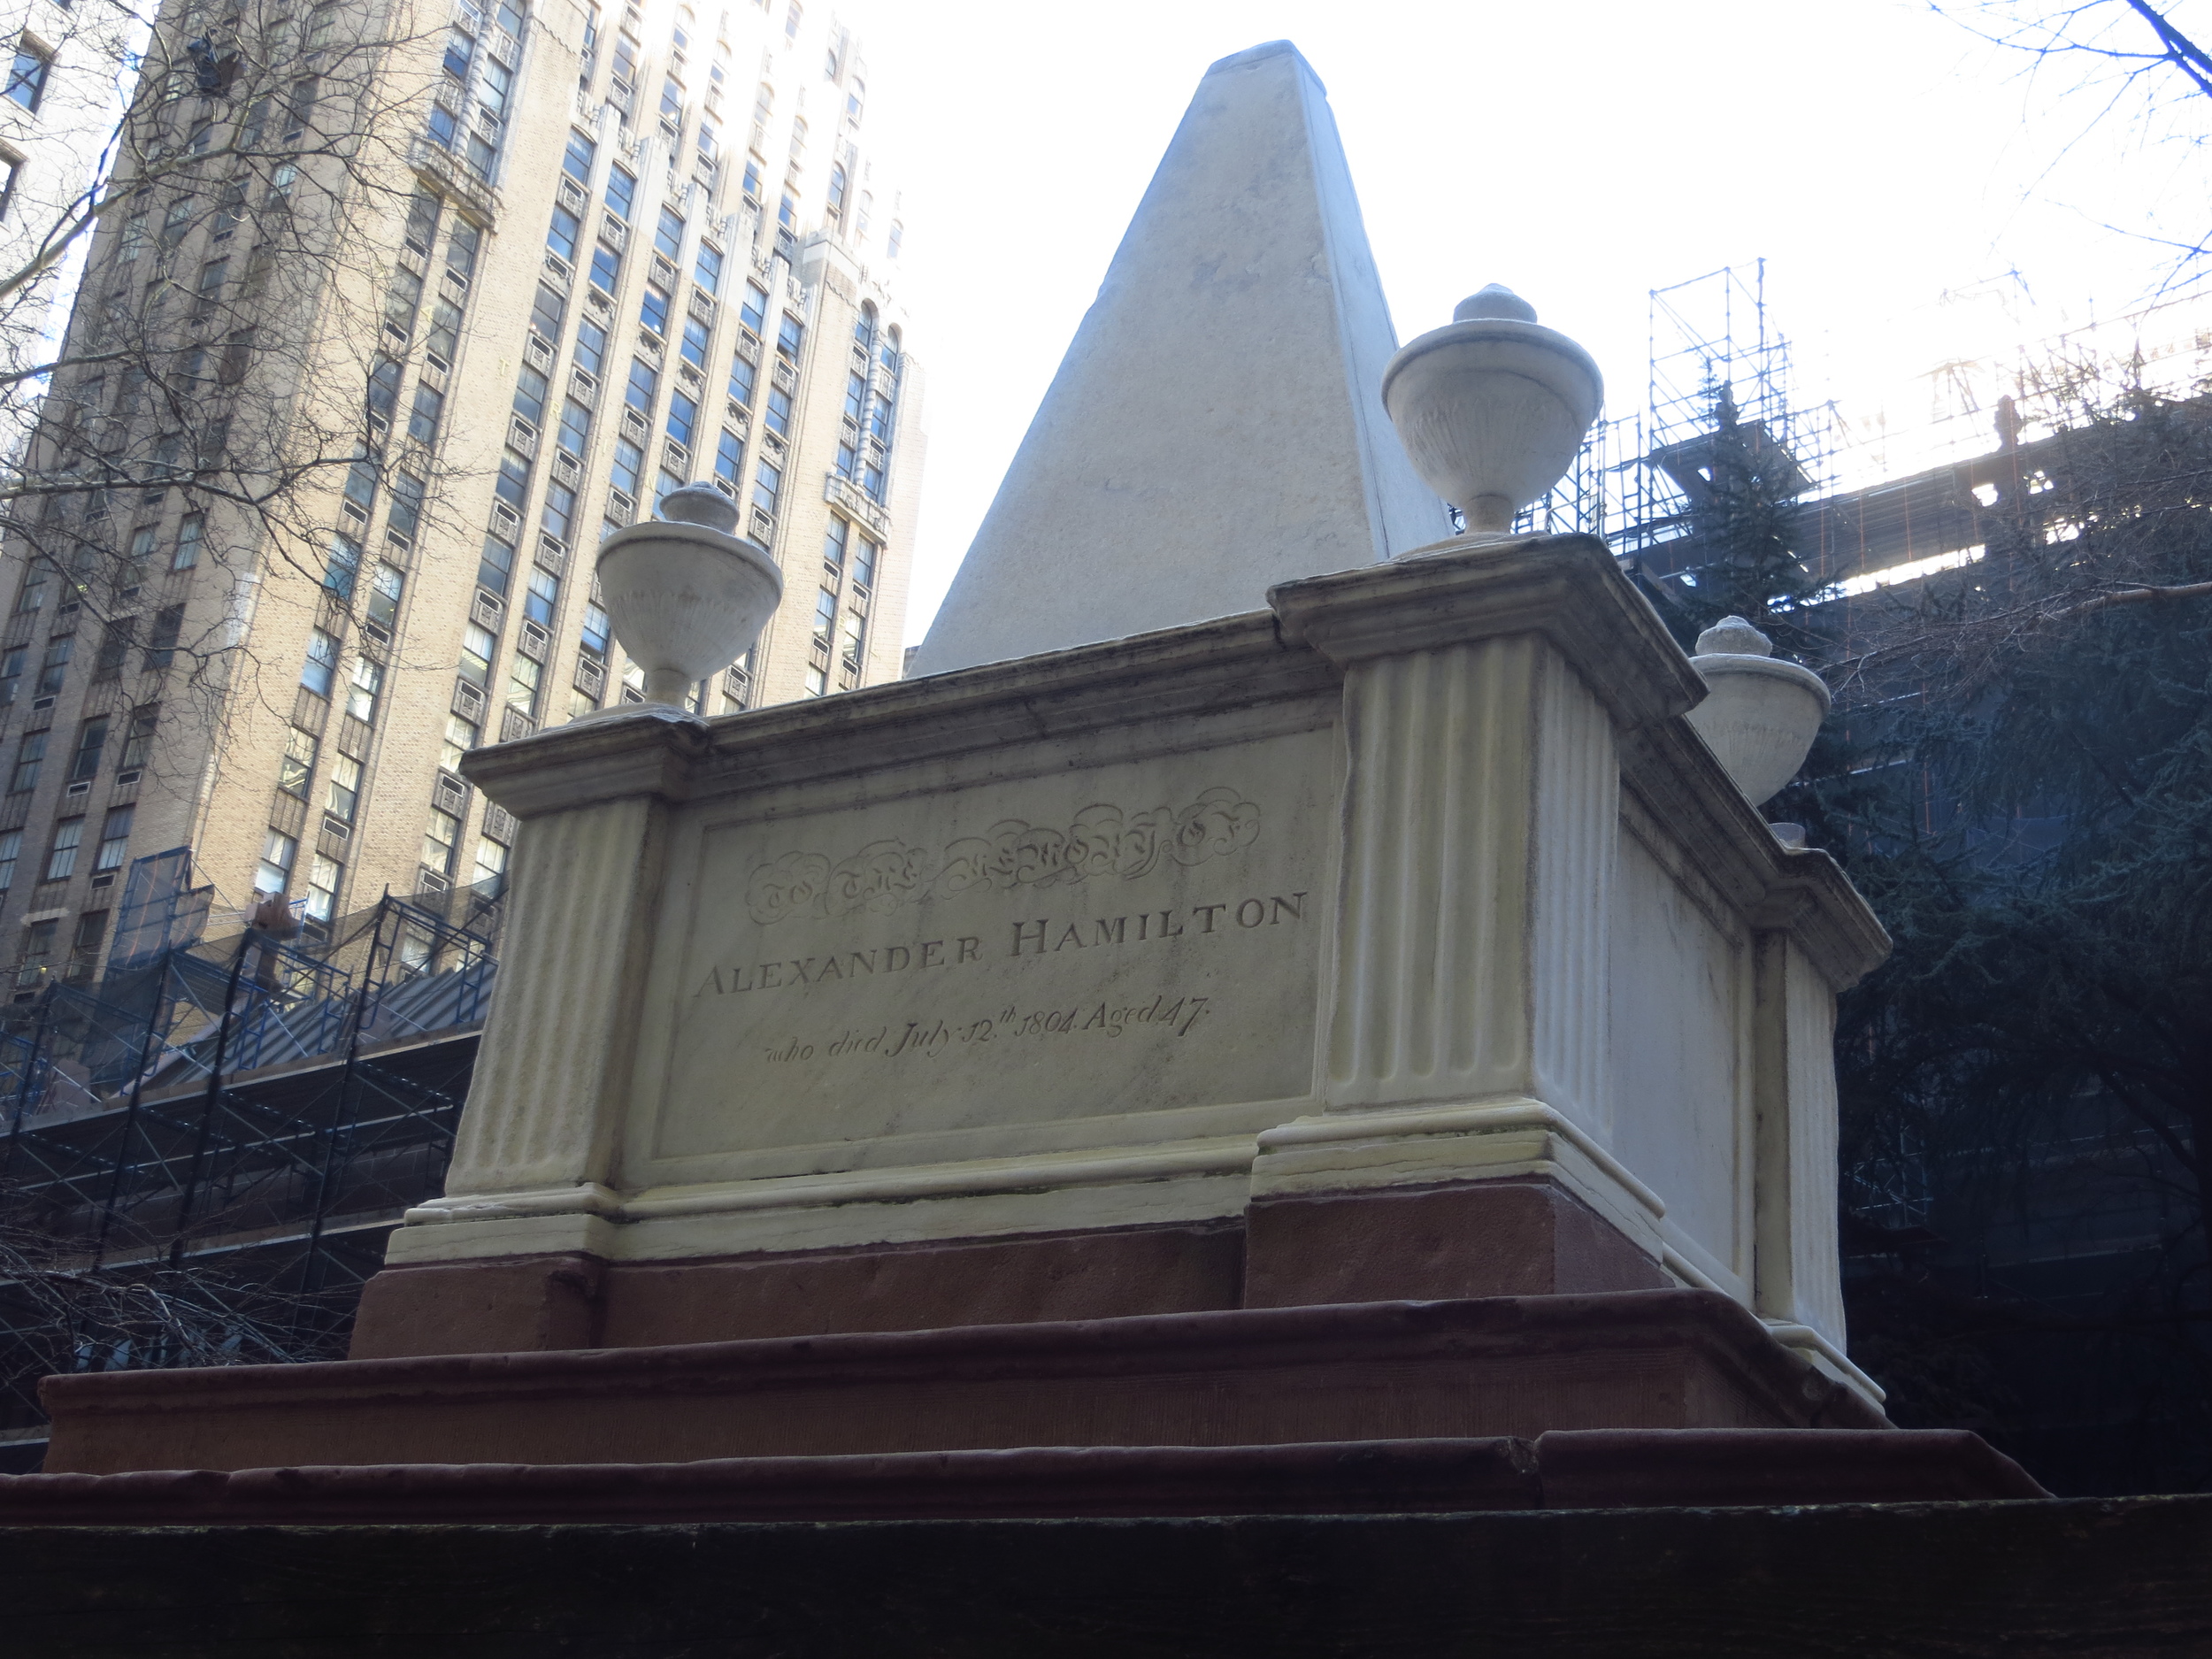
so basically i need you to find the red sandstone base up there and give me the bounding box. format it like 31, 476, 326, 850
346, 1179, 1665, 1361
43, 1290, 1883, 1476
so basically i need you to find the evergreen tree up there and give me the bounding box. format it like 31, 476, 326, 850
1806, 384, 2212, 1494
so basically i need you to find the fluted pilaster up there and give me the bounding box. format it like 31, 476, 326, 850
445, 793, 667, 1196
1322, 634, 1613, 1125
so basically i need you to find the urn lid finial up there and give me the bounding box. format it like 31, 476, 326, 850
658, 480, 743, 535
1694, 615, 1774, 657
1453, 284, 1538, 323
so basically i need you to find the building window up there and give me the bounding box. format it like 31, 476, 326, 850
162, 513, 197, 580
542, 480, 575, 540
323, 530, 362, 597
255, 826, 296, 895
36, 637, 70, 696
45, 818, 84, 882
654, 205, 685, 260
823, 515, 847, 573
472, 834, 508, 894
740, 281, 767, 334
126, 524, 159, 585
426, 296, 463, 365
119, 706, 156, 771
301, 628, 338, 695
344, 458, 380, 515
605, 165, 634, 219
826, 162, 846, 219
460, 623, 495, 687
326, 753, 361, 822
765, 384, 791, 437
95, 805, 132, 872
495, 449, 531, 509
557, 398, 591, 460
524, 567, 560, 627
839, 608, 865, 672
811, 587, 836, 645
714, 429, 743, 488
479, 533, 516, 597
610, 438, 643, 497
5, 43, 49, 111
0, 645, 21, 707
68, 717, 109, 783
93, 620, 134, 681
480, 58, 514, 119
546, 206, 581, 262
777, 312, 804, 360
694, 242, 722, 295
0, 829, 19, 891
852, 532, 879, 589
447, 220, 481, 283
803, 664, 826, 697
574, 318, 607, 375
753, 457, 781, 515
403, 189, 441, 256
388, 472, 427, 544
441, 711, 479, 773
580, 602, 611, 658
514, 363, 550, 426
367, 562, 405, 631
728, 352, 756, 404
506, 653, 541, 714
589, 242, 621, 294
409, 383, 444, 444
9, 732, 43, 794
626, 358, 658, 412
640, 283, 669, 336
280, 726, 317, 796
680, 315, 710, 370
667, 390, 697, 446
887, 219, 902, 258
563, 129, 595, 182
306, 854, 342, 920
346, 655, 382, 723
442, 22, 475, 78
422, 808, 460, 876
18, 917, 54, 982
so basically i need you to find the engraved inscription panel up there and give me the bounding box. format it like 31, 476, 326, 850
653, 733, 1333, 1159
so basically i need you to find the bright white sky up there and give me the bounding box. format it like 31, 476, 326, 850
837, 0, 2210, 642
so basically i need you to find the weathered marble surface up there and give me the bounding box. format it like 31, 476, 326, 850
910, 41, 1443, 677
646, 733, 1333, 1166
434, 534, 1888, 1405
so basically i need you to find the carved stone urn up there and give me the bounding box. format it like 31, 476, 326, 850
593, 483, 783, 709
1682, 616, 1832, 808
1380, 284, 1604, 537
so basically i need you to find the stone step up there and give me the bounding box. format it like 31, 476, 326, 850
42, 1290, 1886, 1476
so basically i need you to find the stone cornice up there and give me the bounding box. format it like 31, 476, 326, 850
459, 705, 710, 818
464, 615, 1340, 821
1266, 533, 1707, 731
1621, 718, 1892, 991
690, 612, 1336, 798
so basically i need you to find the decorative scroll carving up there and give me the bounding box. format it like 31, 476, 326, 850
745, 788, 1263, 926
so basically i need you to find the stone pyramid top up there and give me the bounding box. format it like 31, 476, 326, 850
910, 41, 1446, 678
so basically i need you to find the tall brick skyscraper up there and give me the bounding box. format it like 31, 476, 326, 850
0, 0, 923, 983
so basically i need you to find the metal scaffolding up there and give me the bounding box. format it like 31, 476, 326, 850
1515, 262, 1837, 583
0, 850, 501, 1449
